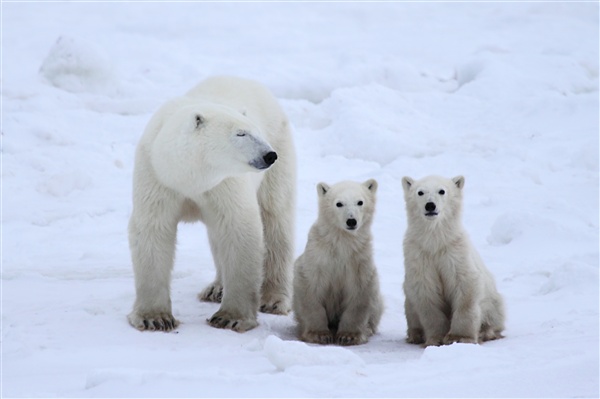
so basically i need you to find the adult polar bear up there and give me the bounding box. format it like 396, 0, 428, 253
127, 76, 296, 333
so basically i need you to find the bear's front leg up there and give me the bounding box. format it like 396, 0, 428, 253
127, 211, 179, 332
257, 157, 295, 315
203, 185, 264, 332
336, 298, 370, 346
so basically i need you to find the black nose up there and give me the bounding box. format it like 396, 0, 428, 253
425, 202, 436, 212
346, 218, 357, 228
263, 151, 277, 166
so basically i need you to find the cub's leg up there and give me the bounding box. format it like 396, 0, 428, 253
294, 269, 334, 344
404, 298, 425, 345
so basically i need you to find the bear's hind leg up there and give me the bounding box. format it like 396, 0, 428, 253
198, 232, 224, 303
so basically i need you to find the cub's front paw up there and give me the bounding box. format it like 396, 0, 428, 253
207, 310, 258, 332
301, 330, 334, 345
444, 334, 478, 345
336, 331, 367, 346
406, 328, 425, 345
128, 311, 179, 332
423, 336, 445, 348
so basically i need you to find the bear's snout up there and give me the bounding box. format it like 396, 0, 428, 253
346, 218, 357, 229
263, 151, 278, 166
424, 202, 438, 217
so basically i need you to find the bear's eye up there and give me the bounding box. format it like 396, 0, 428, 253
236, 132, 246, 137
439, 190, 445, 195
417, 191, 424, 196
336, 202, 343, 208
357, 201, 363, 206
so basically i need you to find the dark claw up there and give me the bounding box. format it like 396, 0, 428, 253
260, 305, 266, 312
232, 321, 238, 329
164, 319, 172, 330
153, 320, 161, 330
206, 287, 215, 298
143, 320, 149, 329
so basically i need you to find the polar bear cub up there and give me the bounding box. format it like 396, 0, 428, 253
402, 175, 505, 347
127, 76, 296, 333
293, 179, 384, 346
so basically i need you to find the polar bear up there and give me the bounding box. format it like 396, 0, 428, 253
127, 76, 296, 333
293, 179, 384, 346
401, 175, 505, 347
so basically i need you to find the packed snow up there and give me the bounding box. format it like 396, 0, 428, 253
2, 2, 598, 398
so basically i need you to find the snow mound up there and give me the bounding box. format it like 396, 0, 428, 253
487, 213, 524, 245
263, 335, 365, 371
39, 35, 115, 94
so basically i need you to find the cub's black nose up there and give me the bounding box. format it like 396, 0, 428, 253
346, 218, 357, 228
425, 202, 436, 212
263, 151, 278, 166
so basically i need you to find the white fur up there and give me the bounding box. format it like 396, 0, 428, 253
293, 179, 384, 346
401, 175, 505, 347
128, 76, 296, 333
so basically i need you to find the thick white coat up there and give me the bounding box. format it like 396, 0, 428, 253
128, 76, 296, 332
402, 175, 505, 347
293, 180, 384, 346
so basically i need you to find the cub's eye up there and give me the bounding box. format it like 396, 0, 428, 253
439, 190, 445, 195
357, 201, 363, 206
417, 191, 424, 196
336, 202, 343, 208
236, 132, 246, 137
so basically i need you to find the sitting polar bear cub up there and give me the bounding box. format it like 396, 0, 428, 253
293, 179, 384, 346
127, 76, 296, 333
402, 175, 505, 347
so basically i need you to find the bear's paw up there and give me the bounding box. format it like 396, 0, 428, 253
127, 311, 179, 332
207, 310, 258, 332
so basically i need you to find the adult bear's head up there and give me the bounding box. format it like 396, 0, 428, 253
151, 103, 276, 196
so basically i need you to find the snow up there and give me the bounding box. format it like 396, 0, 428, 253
2, 2, 598, 398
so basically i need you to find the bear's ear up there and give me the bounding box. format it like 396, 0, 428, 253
194, 114, 205, 129
452, 175, 465, 190
401, 177, 414, 193
317, 182, 329, 197
363, 179, 378, 193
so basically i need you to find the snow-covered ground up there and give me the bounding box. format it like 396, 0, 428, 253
2, 2, 599, 397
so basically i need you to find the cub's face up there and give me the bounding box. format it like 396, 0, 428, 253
317, 179, 378, 234
401, 175, 464, 223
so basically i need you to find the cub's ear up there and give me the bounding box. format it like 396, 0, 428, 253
194, 114, 205, 129
401, 177, 414, 193
452, 175, 465, 189
363, 179, 378, 193
317, 182, 330, 197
